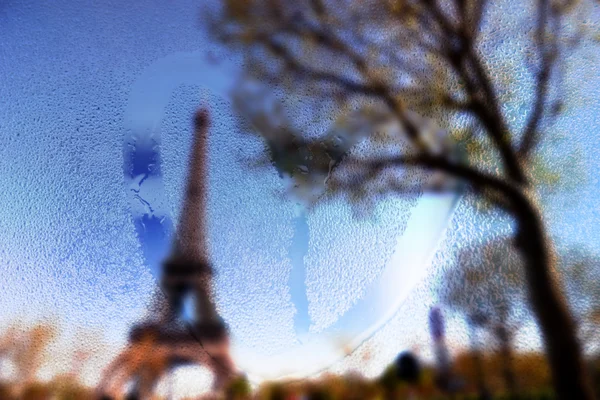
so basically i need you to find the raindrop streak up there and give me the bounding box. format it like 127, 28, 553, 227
288, 207, 311, 339
125, 139, 173, 278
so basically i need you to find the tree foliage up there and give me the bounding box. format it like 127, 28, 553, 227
439, 236, 529, 331
558, 247, 600, 347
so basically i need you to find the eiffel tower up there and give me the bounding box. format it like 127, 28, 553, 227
98, 108, 236, 400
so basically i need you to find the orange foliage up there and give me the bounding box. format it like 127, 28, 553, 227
452, 351, 552, 395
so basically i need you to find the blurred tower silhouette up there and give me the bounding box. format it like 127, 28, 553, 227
160, 108, 225, 336
429, 306, 452, 391
98, 108, 236, 400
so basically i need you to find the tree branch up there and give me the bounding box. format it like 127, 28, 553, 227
276, 12, 440, 153
518, 0, 558, 160
364, 153, 520, 211
419, 1, 526, 184
445, 43, 526, 184
258, 38, 436, 154
258, 35, 380, 96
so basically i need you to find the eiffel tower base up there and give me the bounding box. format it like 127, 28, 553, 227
96, 320, 236, 400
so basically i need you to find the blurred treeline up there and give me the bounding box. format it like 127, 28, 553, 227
0, 322, 95, 399
0, 300, 598, 400
247, 352, 600, 400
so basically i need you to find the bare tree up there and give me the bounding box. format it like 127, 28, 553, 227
439, 236, 528, 397
558, 247, 600, 348
209, 0, 597, 398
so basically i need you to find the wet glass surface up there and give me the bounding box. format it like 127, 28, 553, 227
1, 0, 599, 395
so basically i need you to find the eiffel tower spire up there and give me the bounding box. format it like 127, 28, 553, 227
173, 108, 209, 262
161, 108, 220, 327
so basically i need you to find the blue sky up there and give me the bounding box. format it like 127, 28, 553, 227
1, 0, 599, 391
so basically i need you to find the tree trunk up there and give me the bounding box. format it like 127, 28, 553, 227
468, 322, 491, 400
512, 191, 595, 400
495, 324, 517, 397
